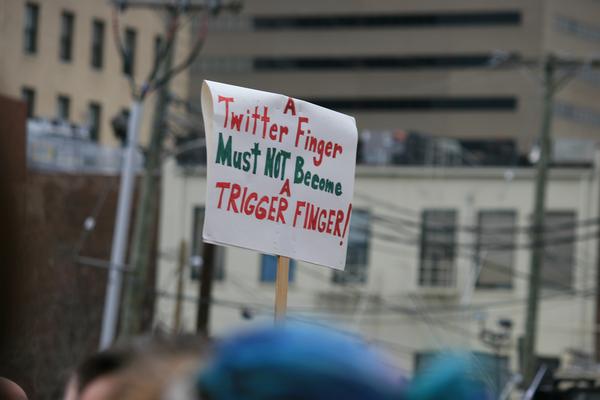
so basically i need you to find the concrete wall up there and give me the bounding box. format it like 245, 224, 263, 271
190, 0, 600, 153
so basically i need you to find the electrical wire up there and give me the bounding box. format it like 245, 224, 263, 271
149, 11, 210, 94
355, 191, 600, 235
145, 11, 181, 85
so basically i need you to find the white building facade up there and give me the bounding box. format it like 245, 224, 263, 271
155, 159, 599, 378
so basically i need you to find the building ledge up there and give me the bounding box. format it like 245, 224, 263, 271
176, 164, 593, 181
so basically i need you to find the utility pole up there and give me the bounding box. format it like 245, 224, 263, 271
522, 55, 555, 384
196, 243, 215, 336
99, 0, 241, 346
596, 146, 600, 361
100, 100, 143, 349
120, 9, 176, 336
173, 239, 187, 332
520, 54, 600, 383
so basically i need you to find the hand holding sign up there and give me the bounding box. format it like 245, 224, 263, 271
201, 81, 357, 283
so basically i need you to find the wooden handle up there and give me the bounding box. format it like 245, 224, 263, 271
274, 256, 290, 322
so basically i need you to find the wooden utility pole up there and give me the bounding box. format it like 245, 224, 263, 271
196, 243, 215, 336
120, 9, 176, 336
522, 55, 555, 385
595, 148, 600, 361
173, 240, 187, 332
521, 54, 600, 383
115, 0, 241, 340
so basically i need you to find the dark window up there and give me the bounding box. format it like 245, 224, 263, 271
88, 102, 102, 141
21, 87, 35, 118
542, 211, 576, 289
253, 54, 513, 71
91, 19, 105, 69
60, 11, 75, 62
308, 97, 517, 112
260, 255, 296, 283
476, 210, 516, 289
332, 209, 370, 284
23, 3, 39, 54
254, 11, 521, 30
57, 95, 70, 121
419, 209, 457, 287
123, 28, 137, 76
190, 207, 225, 281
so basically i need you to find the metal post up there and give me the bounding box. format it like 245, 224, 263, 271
99, 100, 143, 350
522, 56, 555, 384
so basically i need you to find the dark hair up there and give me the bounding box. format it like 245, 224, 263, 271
73, 334, 209, 395
75, 348, 133, 395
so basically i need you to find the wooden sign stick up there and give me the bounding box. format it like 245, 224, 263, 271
274, 255, 290, 322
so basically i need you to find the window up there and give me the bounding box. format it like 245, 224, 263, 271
253, 54, 516, 71
88, 102, 102, 141
542, 211, 575, 289
260, 255, 296, 283
254, 11, 521, 30
419, 209, 457, 287
21, 87, 35, 118
56, 95, 70, 121
332, 209, 370, 284
123, 28, 137, 76
308, 97, 517, 112
476, 210, 516, 289
190, 207, 225, 281
23, 3, 39, 54
554, 101, 600, 127
91, 19, 105, 69
60, 11, 75, 62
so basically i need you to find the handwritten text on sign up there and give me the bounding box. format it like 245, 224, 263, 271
201, 81, 357, 270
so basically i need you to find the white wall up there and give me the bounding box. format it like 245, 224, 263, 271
155, 160, 598, 373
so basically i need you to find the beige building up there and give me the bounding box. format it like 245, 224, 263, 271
155, 158, 600, 380
0, 0, 192, 146
191, 0, 600, 153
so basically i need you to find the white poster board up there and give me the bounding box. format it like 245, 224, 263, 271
201, 81, 357, 270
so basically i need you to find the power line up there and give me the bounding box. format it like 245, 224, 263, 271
356, 191, 600, 235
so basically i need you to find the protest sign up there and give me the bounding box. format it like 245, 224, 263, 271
201, 81, 358, 270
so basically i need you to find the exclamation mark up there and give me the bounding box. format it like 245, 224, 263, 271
339, 203, 353, 246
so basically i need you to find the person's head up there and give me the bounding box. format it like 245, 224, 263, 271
64, 334, 208, 400
196, 323, 490, 400
63, 346, 134, 400
197, 322, 405, 400
0, 377, 28, 400
110, 350, 203, 400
